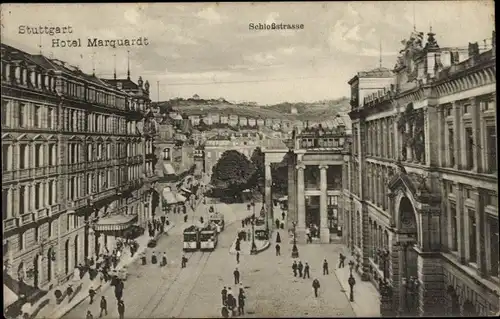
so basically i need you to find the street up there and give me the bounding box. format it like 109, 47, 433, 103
63, 202, 357, 318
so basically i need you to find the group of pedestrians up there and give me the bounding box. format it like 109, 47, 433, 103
85, 276, 126, 319
148, 217, 169, 238
221, 283, 246, 317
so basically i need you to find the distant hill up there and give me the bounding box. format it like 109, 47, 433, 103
155, 97, 350, 121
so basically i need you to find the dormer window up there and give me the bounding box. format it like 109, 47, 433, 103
117, 82, 123, 90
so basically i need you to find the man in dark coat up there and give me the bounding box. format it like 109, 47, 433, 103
298, 261, 304, 278
221, 286, 227, 306
141, 252, 147, 265
312, 278, 320, 297
236, 251, 240, 264
151, 252, 157, 264
282, 211, 285, 220
303, 262, 310, 279
161, 252, 167, 267
238, 292, 245, 315
275, 218, 280, 229
221, 306, 229, 318
323, 259, 329, 275
275, 243, 281, 256
339, 253, 346, 268
117, 300, 125, 319
181, 255, 188, 268
233, 267, 240, 284
99, 296, 108, 317
276, 232, 281, 243
292, 260, 298, 277
184, 215, 188, 223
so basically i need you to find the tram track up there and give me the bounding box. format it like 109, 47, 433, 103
136, 250, 198, 318
143, 250, 213, 318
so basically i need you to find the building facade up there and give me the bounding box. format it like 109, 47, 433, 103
346, 29, 498, 316
1, 43, 154, 302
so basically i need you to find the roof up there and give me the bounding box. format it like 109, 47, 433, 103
348, 67, 393, 84
184, 225, 199, 232
102, 78, 139, 90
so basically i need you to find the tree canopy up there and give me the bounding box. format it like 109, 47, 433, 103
249, 147, 265, 193
210, 150, 255, 197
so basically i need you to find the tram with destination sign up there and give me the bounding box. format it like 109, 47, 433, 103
208, 212, 225, 233
200, 224, 218, 251
183, 225, 200, 251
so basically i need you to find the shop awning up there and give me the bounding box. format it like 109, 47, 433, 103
175, 193, 187, 202
4, 284, 18, 308
94, 214, 138, 232
162, 190, 178, 204
163, 163, 176, 175
180, 187, 192, 193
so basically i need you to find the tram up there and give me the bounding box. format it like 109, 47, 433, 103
183, 225, 200, 251
199, 224, 218, 251
208, 212, 225, 233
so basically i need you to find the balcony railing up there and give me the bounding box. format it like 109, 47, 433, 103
35, 208, 48, 220
20, 213, 35, 226
3, 217, 19, 232
50, 204, 60, 215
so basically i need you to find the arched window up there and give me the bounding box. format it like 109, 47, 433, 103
163, 148, 171, 160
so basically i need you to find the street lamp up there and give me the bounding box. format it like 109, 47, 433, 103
348, 260, 356, 302
291, 221, 299, 258
250, 201, 257, 254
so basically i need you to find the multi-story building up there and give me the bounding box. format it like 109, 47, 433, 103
276, 126, 350, 243
228, 114, 239, 127
346, 29, 497, 316
256, 118, 265, 127
248, 117, 256, 127
1, 43, 153, 306
188, 114, 200, 126
220, 114, 228, 125
239, 116, 248, 127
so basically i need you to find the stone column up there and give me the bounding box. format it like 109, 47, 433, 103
455, 183, 466, 264
474, 188, 487, 277
452, 102, 461, 169
296, 163, 306, 243
319, 164, 329, 243
287, 153, 297, 230
264, 163, 273, 230
405, 122, 413, 161
470, 97, 482, 173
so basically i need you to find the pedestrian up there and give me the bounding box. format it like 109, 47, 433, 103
306, 228, 312, 243
117, 300, 125, 319
184, 215, 188, 223
86, 310, 94, 319
275, 218, 280, 229
221, 286, 228, 306
247, 229, 251, 241
141, 252, 147, 265
292, 260, 298, 277
99, 296, 108, 317
89, 283, 96, 304
338, 253, 345, 268
323, 259, 329, 275
282, 211, 285, 220
235, 239, 241, 252
275, 243, 281, 256
303, 262, 310, 279
241, 220, 245, 228
151, 252, 157, 264
312, 278, 320, 297
239, 283, 245, 297
238, 292, 245, 315
161, 252, 167, 267
227, 287, 234, 312
181, 255, 187, 268
236, 251, 240, 264
298, 261, 304, 278
233, 267, 240, 284
276, 232, 281, 243
228, 293, 236, 317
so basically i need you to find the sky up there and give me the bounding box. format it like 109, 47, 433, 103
1, 1, 495, 104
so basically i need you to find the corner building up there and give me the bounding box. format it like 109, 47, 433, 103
2, 43, 155, 305
346, 29, 498, 316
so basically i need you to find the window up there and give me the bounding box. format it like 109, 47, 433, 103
1, 100, 8, 126
19, 232, 24, 251
2, 144, 11, 171
19, 185, 27, 215
465, 128, 474, 170
47, 107, 53, 129
446, 105, 453, 117
448, 128, 455, 167
163, 148, 171, 160
34, 144, 42, 167
35, 183, 41, 210
489, 218, 499, 277
468, 210, 477, 263
48, 180, 54, 204
34, 226, 39, 242
34, 105, 41, 128
2, 190, 8, 220
18, 103, 25, 127
450, 204, 458, 251
486, 126, 497, 173
463, 104, 470, 114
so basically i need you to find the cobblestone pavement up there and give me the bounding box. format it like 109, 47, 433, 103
61, 200, 251, 319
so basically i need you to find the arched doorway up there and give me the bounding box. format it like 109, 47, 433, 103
33, 255, 41, 287
398, 196, 419, 316
74, 235, 79, 268
64, 239, 70, 274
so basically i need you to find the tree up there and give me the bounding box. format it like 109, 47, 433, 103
198, 118, 208, 131
210, 150, 255, 199
250, 147, 265, 193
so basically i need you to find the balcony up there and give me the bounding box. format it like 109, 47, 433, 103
50, 204, 60, 215
17, 168, 31, 179
33, 167, 46, 177
3, 217, 19, 232
35, 208, 48, 220
2, 170, 14, 182
47, 166, 58, 175
19, 213, 35, 226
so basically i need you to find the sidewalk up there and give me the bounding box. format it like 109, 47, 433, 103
36, 222, 177, 319
334, 262, 380, 317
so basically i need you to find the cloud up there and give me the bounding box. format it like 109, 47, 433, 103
196, 7, 222, 25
